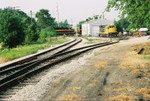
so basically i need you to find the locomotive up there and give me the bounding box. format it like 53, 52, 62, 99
77, 26, 82, 36
55, 27, 76, 36
99, 25, 118, 37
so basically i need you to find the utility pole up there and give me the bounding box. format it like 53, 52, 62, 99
12, 6, 20, 15
29, 10, 35, 23
56, 3, 60, 27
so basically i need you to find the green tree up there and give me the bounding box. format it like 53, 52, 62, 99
39, 27, 56, 42
25, 23, 38, 44
0, 9, 25, 48
63, 20, 72, 27
36, 9, 55, 31
115, 18, 130, 32
106, 0, 150, 31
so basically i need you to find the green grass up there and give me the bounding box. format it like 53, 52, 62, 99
0, 37, 69, 62
82, 37, 94, 44
94, 51, 101, 56
144, 56, 150, 60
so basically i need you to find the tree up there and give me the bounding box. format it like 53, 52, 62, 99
36, 9, 55, 30
114, 18, 130, 32
63, 20, 72, 27
0, 9, 25, 48
106, 0, 150, 31
39, 27, 56, 42
25, 23, 38, 44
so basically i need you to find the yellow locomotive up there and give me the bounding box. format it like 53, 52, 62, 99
99, 25, 118, 37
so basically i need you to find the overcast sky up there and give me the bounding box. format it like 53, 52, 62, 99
0, 0, 119, 26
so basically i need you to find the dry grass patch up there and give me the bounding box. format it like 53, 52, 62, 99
0, 58, 9, 64
143, 94, 150, 99
92, 61, 107, 70
87, 84, 97, 87
52, 81, 60, 85
113, 87, 134, 92
132, 42, 150, 55
105, 93, 134, 101
115, 80, 123, 85
104, 87, 110, 91
137, 88, 150, 94
137, 88, 150, 99
61, 94, 87, 101
120, 51, 149, 69
120, 50, 150, 76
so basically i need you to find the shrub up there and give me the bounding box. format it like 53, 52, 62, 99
39, 26, 56, 42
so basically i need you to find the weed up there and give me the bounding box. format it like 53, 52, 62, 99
82, 37, 94, 44
0, 37, 68, 64
94, 51, 101, 56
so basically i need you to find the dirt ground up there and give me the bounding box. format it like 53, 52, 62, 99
41, 37, 150, 101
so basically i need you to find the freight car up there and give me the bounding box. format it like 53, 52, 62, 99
55, 27, 76, 36
99, 25, 118, 37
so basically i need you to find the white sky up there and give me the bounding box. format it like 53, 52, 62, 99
0, 0, 119, 26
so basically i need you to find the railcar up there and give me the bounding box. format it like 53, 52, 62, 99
99, 25, 118, 37
55, 27, 76, 36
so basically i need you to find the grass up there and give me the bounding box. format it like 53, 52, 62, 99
61, 94, 87, 101
94, 51, 101, 56
137, 88, 150, 99
120, 42, 150, 76
82, 37, 94, 44
0, 37, 69, 64
105, 93, 134, 101
92, 61, 107, 70
113, 87, 134, 92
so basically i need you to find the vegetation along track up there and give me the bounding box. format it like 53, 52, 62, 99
0, 41, 118, 100
0, 38, 82, 74
0, 38, 80, 71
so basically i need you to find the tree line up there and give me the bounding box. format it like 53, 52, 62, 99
0, 8, 72, 48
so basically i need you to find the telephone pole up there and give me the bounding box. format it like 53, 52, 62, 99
11, 6, 20, 15
56, 3, 60, 27
29, 10, 35, 23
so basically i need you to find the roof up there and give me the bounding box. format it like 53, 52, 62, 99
139, 28, 148, 32
82, 19, 114, 26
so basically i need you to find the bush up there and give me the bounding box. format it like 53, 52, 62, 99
39, 26, 56, 42
25, 23, 39, 44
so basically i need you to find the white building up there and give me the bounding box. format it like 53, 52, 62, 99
82, 19, 114, 37
139, 28, 148, 35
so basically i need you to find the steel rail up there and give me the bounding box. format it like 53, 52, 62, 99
0, 38, 77, 71
0, 41, 118, 92
0, 39, 82, 75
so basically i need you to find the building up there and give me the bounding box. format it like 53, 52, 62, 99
82, 19, 114, 37
139, 28, 148, 35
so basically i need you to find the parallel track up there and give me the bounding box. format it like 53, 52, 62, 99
0, 38, 80, 71
0, 38, 82, 76
0, 41, 118, 94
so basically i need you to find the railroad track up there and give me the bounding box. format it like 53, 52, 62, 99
0, 38, 82, 73
0, 41, 118, 100
0, 38, 81, 71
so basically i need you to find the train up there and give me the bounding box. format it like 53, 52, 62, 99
99, 25, 118, 37
55, 27, 76, 36
77, 26, 82, 36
